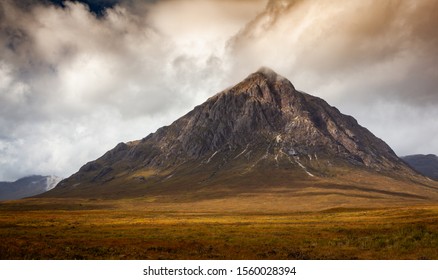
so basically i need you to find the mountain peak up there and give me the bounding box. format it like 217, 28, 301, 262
256, 66, 278, 75
227, 67, 296, 107
253, 66, 288, 83
49, 68, 423, 199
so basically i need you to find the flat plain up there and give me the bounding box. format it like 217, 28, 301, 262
1, 198, 438, 260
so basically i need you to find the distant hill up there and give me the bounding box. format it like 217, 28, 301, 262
0, 175, 62, 201
402, 154, 438, 180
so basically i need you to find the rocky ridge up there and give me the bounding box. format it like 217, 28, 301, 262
50, 67, 425, 199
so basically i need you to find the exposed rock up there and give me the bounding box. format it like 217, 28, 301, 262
51, 67, 421, 196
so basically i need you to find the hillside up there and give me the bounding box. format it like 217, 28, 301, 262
402, 154, 438, 180
0, 175, 61, 201
43, 68, 438, 209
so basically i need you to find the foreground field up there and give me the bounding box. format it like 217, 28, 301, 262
1, 199, 438, 259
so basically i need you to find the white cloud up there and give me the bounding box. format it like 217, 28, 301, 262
0, 0, 437, 181
0, 0, 266, 181
228, 0, 438, 156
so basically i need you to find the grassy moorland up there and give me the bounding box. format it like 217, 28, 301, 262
1, 198, 438, 259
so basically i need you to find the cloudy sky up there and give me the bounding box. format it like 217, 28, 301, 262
1, 0, 437, 181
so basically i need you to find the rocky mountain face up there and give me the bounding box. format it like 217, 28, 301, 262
402, 154, 438, 180
0, 175, 62, 201
48, 68, 429, 200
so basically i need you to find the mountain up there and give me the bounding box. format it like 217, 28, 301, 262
402, 154, 438, 180
45, 68, 438, 205
0, 175, 62, 201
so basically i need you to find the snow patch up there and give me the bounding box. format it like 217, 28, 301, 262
294, 157, 315, 177
281, 151, 315, 177
234, 144, 249, 159
246, 144, 272, 171
206, 151, 219, 163
164, 174, 174, 181
264, 143, 271, 158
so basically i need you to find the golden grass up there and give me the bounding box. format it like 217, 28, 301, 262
1, 199, 438, 259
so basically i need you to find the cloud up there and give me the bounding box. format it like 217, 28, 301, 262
230, 0, 438, 97
0, 0, 437, 181
0, 0, 265, 181
227, 0, 438, 156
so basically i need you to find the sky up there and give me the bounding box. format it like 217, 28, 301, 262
0, 0, 437, 181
